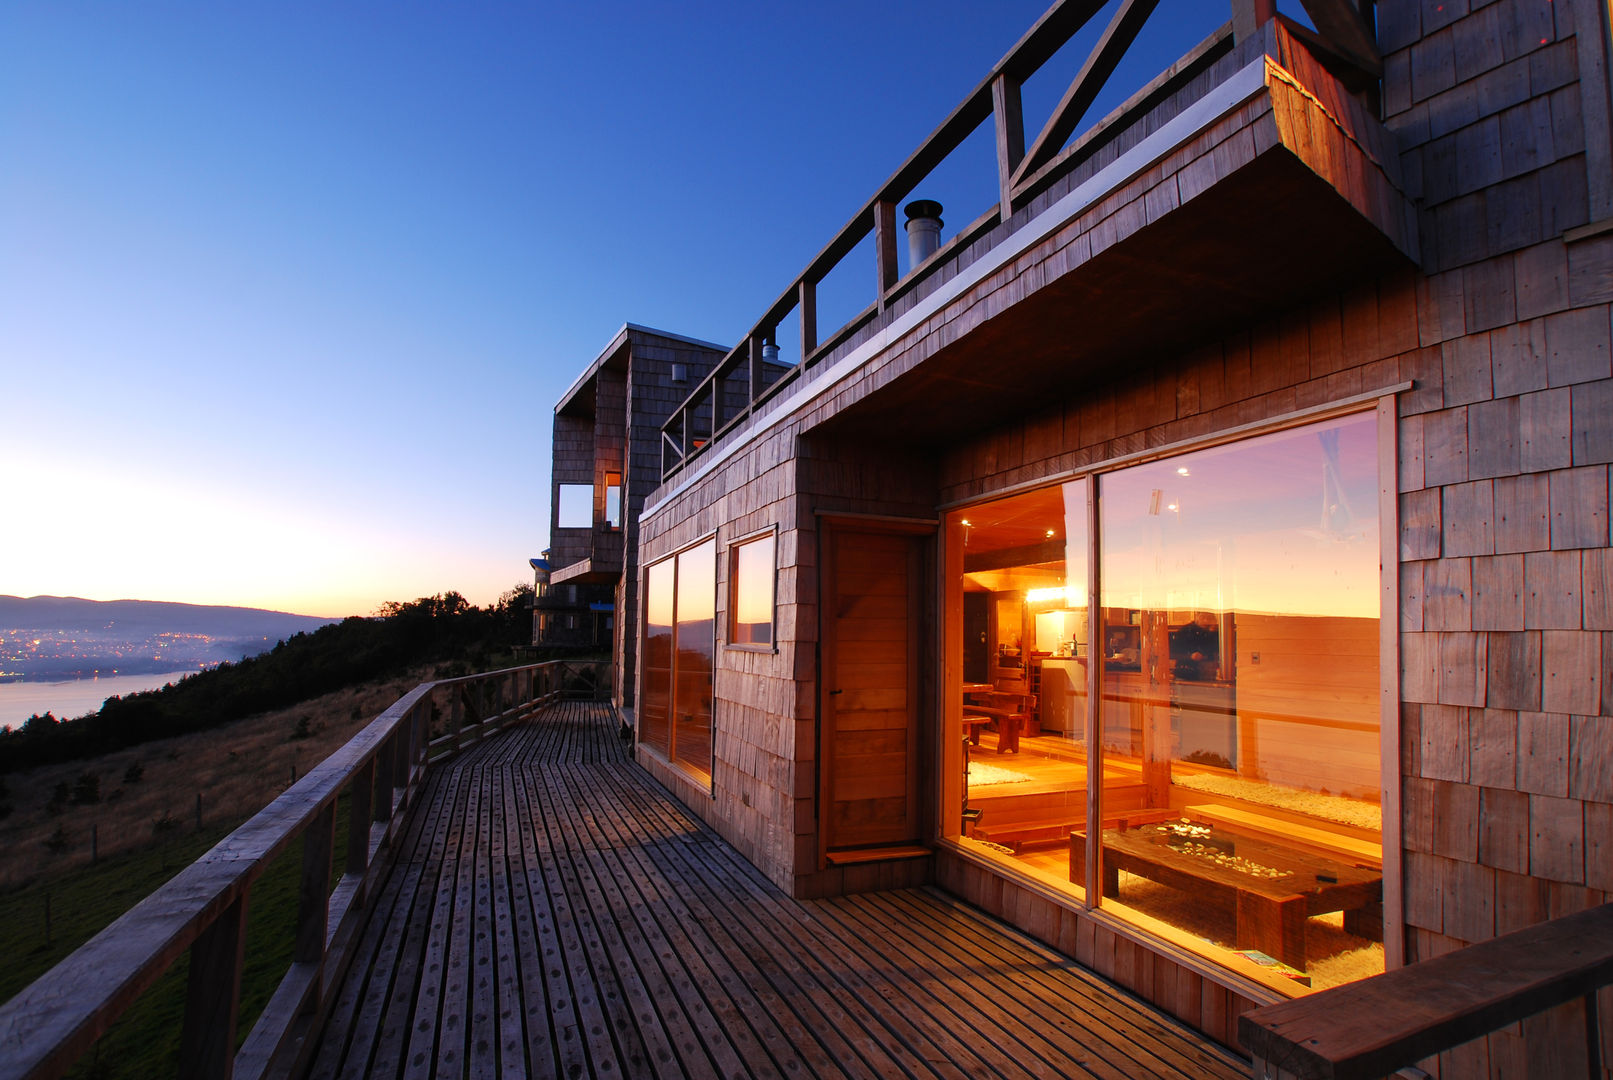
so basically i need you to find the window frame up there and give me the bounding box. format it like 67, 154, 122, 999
556, 483, 594, 530
638, 529, 719, 790
604, 471, 623, 531
938, 392, 1404, 991
726, 526, 778, 653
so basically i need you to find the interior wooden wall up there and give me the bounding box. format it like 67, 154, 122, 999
1236, 613, 1379, 798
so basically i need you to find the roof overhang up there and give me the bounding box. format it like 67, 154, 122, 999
808, 42, 1418, 448
549, 558, 621, 586
556, 323, 731, 419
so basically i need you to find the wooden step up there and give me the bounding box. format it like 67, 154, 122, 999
824, 844, 932, 866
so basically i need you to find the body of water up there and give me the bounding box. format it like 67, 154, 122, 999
0, 671, 198, 730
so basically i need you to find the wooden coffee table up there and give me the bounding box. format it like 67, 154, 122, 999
1070, 818, 1381, 972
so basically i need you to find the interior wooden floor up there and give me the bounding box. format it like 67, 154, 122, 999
302, 701, 1249, 1080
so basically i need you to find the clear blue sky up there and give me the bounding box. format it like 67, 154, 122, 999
3, 1, 1307, 619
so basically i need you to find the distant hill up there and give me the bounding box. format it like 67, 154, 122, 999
0, 596, 338, 681
0, 595, 336, 637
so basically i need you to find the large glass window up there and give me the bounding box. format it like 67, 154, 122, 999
729, 532, 776, 648
557, 484, 593, 529
640, 537, 716, 783
948, 412, 1383, 996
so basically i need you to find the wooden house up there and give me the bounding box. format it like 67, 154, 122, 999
554, 0, 1613, 1062
538, 324, 727, 701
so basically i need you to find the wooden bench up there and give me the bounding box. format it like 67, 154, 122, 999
1239, 903, 1613, 1079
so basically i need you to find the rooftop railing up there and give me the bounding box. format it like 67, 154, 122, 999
0, 659, 609, 1080
657, 0, 1382, 481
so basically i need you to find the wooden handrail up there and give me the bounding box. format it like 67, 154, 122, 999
1239, 904, 1613, 1079
657, 0, 1258, 482
0, 658, 610, 1080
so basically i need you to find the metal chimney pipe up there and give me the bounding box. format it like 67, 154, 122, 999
904, 199, 943, 269
762, 340, 780, 366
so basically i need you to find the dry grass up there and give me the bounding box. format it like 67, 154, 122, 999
0, 667, 438, 893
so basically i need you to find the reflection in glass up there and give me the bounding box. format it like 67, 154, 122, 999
949, 477, 1090, 890
946, 413, 1384, 994
673, 540, 716, 778
1096, 413, 1382, 991
730, 533, 776, 647
641, 559, 674, 758
605, 472, 622, 529
557, 484, 593, 529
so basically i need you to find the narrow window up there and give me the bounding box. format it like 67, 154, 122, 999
604, 472, 623, 530
729, 532, 776, 648
639, 537, 716, 784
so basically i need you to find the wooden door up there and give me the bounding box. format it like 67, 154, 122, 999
822, 527, 921, 853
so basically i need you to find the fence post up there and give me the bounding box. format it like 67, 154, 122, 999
373, 736, 394, 825
347, 757, 375, 885
178, 893, 248, 1080
297, 801, 336, 974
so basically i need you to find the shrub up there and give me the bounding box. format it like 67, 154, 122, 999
71, 771, 101, 805
123, 762, 144, 785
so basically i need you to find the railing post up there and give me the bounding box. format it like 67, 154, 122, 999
992, 72, 1025, 219
296, 801, 336, 971
178, 894, 248, 1080
874, 199, 899, 308
799, 279, 817, 360
748, 332, 765, 410
452, 685, 465, 751
372, 738, 393, 825
347, 758, 374, 880
390, 724, 408, 810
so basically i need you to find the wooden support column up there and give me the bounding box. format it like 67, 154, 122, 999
799, 279, 817, 360
874, 199, 899, 307
178, 895, 249, 1080
1139, 610, 1172, 807
992, 72, 1024, 220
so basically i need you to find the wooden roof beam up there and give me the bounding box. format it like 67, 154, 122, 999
1012, 0, 1162, 191
1298, 0, 1382, 77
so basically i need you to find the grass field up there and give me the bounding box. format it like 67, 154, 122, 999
0, 669, 423, 1077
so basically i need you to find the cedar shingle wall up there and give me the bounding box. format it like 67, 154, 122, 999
627, 0, 1613, 1063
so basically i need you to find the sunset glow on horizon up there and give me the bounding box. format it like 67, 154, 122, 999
3, 2, 1318, 617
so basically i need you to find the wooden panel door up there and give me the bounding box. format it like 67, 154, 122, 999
822, 527, 920, 852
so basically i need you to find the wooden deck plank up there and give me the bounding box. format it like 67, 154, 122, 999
578, 750, 862, 1080
304, 701, 1250, 1079
304, 767, 460, 1080
593, 762, 962, 1079
873, 888, 1247, 1079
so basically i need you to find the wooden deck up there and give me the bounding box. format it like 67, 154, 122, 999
304, 702, 1248, 1079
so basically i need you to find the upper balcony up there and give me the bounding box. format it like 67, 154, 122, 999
655, 0, 1415, 490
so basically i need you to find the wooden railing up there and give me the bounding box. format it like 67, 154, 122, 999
655, 0, 1383, 481
1239, 903, 1613, 1079
0, 658, 610, 1080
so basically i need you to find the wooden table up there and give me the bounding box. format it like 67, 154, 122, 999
963, 685, 1029, 753
1070, 819, 1381, 973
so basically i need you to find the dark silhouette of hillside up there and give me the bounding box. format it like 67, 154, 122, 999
0, 588, 545, 774
0, 595, 334, 638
